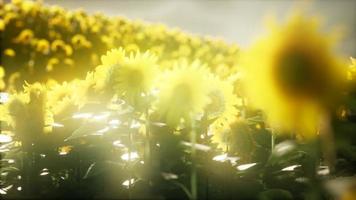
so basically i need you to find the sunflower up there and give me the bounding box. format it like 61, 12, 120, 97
206, 76, 239, 148
71, 34, 92, 49
51, 39, 73, 56
46, 81, 78, 116
13, 29, 34, 44
35, 39, 50, 54
155, 60, 211, 127
243, 14, 346, 139
112, 50, 159, 106
93, 48, 126, 91
8, 83, 53, 143
206, 75, 239, 123
23, 83, 54, 134
4, 48, 16, 57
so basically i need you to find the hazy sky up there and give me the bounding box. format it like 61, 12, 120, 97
46, 0, 356, 56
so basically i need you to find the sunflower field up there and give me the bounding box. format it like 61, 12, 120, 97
0, 0, 356, 199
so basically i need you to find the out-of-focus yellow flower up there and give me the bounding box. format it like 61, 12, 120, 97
101, 35, 115, 49
48, 30, 60, 40
125, 43, 140, 53
0, 67, 5, 78
0, 19, 5, 31
93, 48, 126, 91
4, 48, 16, 57
35, 39, 50, 54
58, 145, 73, 155
144, 24, 167, 41
243, 14, 346, 139
101, 48, 126, 67
64, 58, 74, 66
173, 45, 191, 58
208, 76, 239, 125
347, 57, 356, 81
7, 72, 21, 91
47, 81, 78, 116
3, 12, 17, 25
12, 0, 22, 6
112, 51, 159, 106
0, 66, 5, 90
206, 75, 239, 123
23, 83, 53, 134
0, 103, 12, 125
155, 60, 212, 127
46, 58, 59, 72
51, 39, 73, 56
45, 79, 58, 88
71, 34, 92, 49
21, 0, 38, 15
150, 45, 165, 56
1, 0, 240, 87
206, 76, 239, 149
209, 118, 241, 151
74, 73, 96, 105
8, 83, 53, 142
13, 29, 34, 44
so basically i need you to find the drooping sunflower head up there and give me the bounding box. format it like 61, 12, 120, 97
112, 50, 159, 106
154, 60, 212, 128
243, 14, 347, 139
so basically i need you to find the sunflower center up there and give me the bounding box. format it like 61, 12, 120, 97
275, 51, 322, 97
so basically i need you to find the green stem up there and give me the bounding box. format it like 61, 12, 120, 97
271, 130, 275, 152
190, 119, 197, 200
128, 120, 133, 199
145, 109, 151, 173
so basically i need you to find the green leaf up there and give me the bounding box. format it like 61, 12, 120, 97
259, 189, 293, 200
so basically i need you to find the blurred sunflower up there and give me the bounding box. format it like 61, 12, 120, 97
206, 75, 239, 122
46, 58, 60, 72
93, 48, 126, 91
8, 83, 53, 143
4, 48, 16, 57
51, 39, 73, 56
206, 76, 239, 148
13, 29, 34, 44
112, 50, 159, 106
23, 83, 53, 134
35, 39, 50, 54
155, 60, 211, 127
243, 14, 346, 139
46, 81, 78, 116
0, 19, 5, 31
347, 57, 356, 80
71, 34, 92, 49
